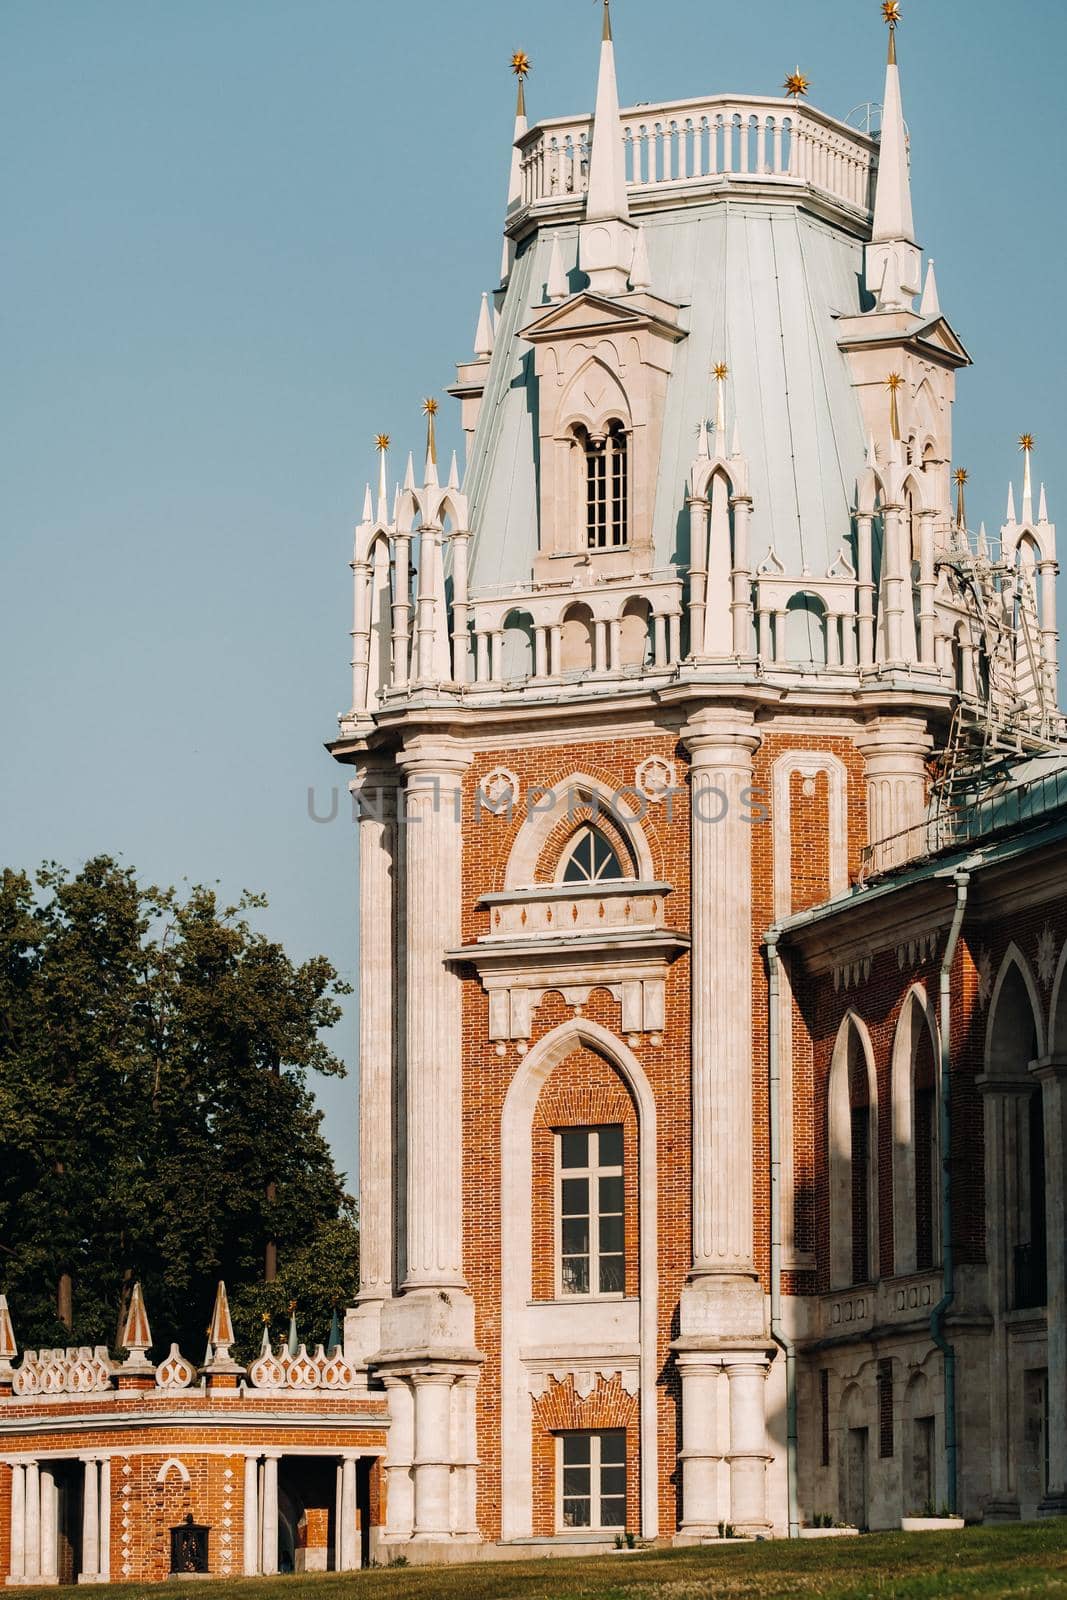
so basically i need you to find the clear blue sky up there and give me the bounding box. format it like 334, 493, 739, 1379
3, 0, 1065, 1183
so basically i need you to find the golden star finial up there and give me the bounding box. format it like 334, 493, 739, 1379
882, 1, 901, 25
783, 67, 810, 99
288, 1300, 297, 1314
1019, 433, 1035, 453
954, 468, 968, 487
885, 372, 904, 391
511, 51, 531, 79
375, 433, 390, 453
713, 362, 729, 382
261, 1312, 271, 1324
422, 397, 439, 417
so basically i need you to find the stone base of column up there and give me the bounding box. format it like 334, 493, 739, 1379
7, 1582, 59, 1589
678, 1274, 767, 1341
379, 1287, 477, 1357
345, 1298, 385, 1366
982, 1498, 1021, 1522
1037, 1492, 1067, 1518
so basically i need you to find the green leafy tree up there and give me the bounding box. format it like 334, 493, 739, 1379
0, 857, 356, 1357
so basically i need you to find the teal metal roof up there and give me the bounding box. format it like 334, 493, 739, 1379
465, 199, 868, 594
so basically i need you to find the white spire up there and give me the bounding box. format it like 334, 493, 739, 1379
629, 223, 651, 292
731, 419, 742, 460
1039, 483, 1049, 523
579, 1, 635, 295
697, 418, 709, 460
865, 15, 921, 312
392, 484, 400, 520
448, 450, 460, 491
422, 399, 439, 489
404, 451, 416, 493
474, 292, 495, 360
361, 483, 373, 523
503, 56, 530, 282
712, 362, 728, 450
586, 2, 628, 224
376, 439, 389, 524
920, 258, 940, 318
866, 432, 878, 469
1006, 482, 1017, 524
1022, 446, 1034, 524
547, 233, 567, 302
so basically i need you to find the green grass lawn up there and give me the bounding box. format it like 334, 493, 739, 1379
39, 1521, 1067, 1600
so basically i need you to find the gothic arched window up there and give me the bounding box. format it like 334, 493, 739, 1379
560, 826, 626, 885
580, 422, 628, 550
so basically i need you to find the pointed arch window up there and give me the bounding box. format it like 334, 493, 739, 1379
560, 826, 626, 885
580, 421, 628, 550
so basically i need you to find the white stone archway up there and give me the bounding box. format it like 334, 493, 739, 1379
890, 984, 940, 1276
828, 1013, 879, 1291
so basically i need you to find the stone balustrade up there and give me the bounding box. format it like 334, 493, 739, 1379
11, 1347, 113, 1396
517, 96, 875, 218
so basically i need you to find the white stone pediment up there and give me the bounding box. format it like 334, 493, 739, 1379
914, 315, 972, 366
521, 291, 685, 346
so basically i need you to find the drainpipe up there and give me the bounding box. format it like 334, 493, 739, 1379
766, 929, 800, 1537
930, 870, 970, 1516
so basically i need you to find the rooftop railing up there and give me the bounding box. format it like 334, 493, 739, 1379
517, 96, 876, 217
860, 760, 1067, 882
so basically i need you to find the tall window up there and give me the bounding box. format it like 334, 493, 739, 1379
558, 1126, 624, 1296
913, 1028, 938, 1271
558, 1430, 627, 1530
560, 826, 626, 885
583, 422, 628, 550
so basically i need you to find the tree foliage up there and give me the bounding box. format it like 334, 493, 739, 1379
0, 857, 356, 1359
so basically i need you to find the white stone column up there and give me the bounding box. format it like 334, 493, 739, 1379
883, 506, 905, 662
98, 1459, 111, 1582
354, 767, 398, 1306
856, 513, 875, 666
24, 1464, 40, 1582
382, 1377, 415, 1540
38, 1467, 58, 1583
684, 709, 761, 1285
726, 1361, 772, 1534
454, 1377, 479, 1537
339, 1455, 360, 1571
9, 1463, 26, 1582
856, 719, 931, 866
78, 1459, 97, 1581
398, 740, 472, 1293
668, 612, 681, 662
260, 1453, 280, 1577
731, 496, 753, 656
411, 1373, 454, 1540
918, 511, 937, 665
676, 1357, 723, 1537
243, 1455, 260, 1576
687, 499, 709, 656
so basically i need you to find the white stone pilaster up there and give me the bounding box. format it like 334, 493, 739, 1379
382, 1377, 415, 1540
339, 1456, 360, 1571
260, 1454, 280, 1576
726, 1360, 772, 1534
683, 708, 761, 1291
9, 1463, 26, 1582
675, 1357, 723, 1538
398, 739, 472, 1294
78, 1460, 96, 1582
242, 1455, 260, 1576
98, 1460, 110, 1582
38, 1468, 57, 1583
411, 1373, 455, 1540
856, 719, 931, 866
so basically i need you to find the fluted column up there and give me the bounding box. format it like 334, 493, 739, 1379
730, 496, 753, 655
398, 738, 472, 1292
856, 719, 931, 866
917, 511, 937, 665
260, 1453, 280, 1576
354, 768, 398, 1304
339, 1455, 360, 1570
856, 514, 875, 666
687, 499, 709, 657
676, 1357, 723, 1537
9, 1463, 26, 1582
79, 1460, 97, 1581
411, 1373, 454, 1540
684, 709, 761, 1282
726, 1361, 772, 1534
243, 1455, 260, 1576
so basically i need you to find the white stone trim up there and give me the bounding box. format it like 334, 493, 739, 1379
155, 1457, 190, 1485
985, 942, 1047, 1068
827, 1012, 879, 1291
499, 1019, 658, 1542
503, 772, 656, 888
770, 750, 849, 923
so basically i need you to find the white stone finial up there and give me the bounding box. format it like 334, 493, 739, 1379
547, 233, 567, 302
474, 292, 495, 360
866, 20, 921, 311
1006, 481, 1017, 525
1039, 483, 1049, 524
978, 522, 989, 557
731, 418, 743, 460
121, 1282, 153, 1368
375, 435, 390, 524
1021, 434, 1035, 524
448, 450, 460, 491
361, 483, 373, 524
697, 418, 710, 460
629, 224, 652, 292
920, 258, 940, 318
404, 451, 416, 493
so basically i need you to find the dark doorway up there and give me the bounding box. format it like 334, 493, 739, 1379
52, 1462, 83, 1585
356, 1459, 373, 1569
